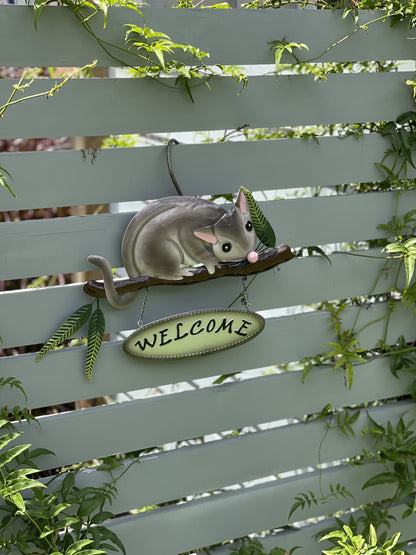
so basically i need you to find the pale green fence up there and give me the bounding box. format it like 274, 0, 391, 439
1, 5, 416, 554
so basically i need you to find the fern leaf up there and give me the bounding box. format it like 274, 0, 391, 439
36, 304, 93, 363
240, 187, 276, 248
85, 307, 105, 382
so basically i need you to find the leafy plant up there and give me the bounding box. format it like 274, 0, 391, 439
229, 537, 300, 554
30, 0, 247, 103
320, 524, 404, 555
383, 238, 416, 289
359, 414, 416, 510
289, 483, 354, 520
319, 300, 367, 389
268, 39, 309, 77
0, 378, 126, 554
376, 112, 416, 182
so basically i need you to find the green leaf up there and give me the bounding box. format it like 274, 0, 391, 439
95, 526, 127, 555
90, 510, 114, 524
182, 77, 195, 103
396, 111, 416, 125
240, 187, 276, 248
0, 165, 16, 197
77, 494, 105, 517
369, 524, 377, 546
33, 0, 48, 30
48, 503, 71, 518
405, 254, 415, 289
307, 246, 332, 265
61, 472, 76, 499
0, 431, 21, 451
288, 499, 304, 519
0, 444, 30, 467
8, 491, 25, 511
396, 481, 414, 500
6, 467, 38, 481
8, 477, 46, 493
362, 472, 398, 489
86, 306, 105, 381
65, 540, 94, 555
74, 550, 106, 555
375, 161, 395, 178
36, 303, 93, 362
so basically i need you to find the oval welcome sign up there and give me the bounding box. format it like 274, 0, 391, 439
123, 309, 265, 359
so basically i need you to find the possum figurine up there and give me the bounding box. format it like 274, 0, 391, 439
88, 188, 259, 308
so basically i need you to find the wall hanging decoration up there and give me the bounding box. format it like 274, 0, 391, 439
36, 141, 294, 378
123, 308, 265, 359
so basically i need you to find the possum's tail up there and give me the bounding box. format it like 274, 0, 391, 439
88, 255, 139, 309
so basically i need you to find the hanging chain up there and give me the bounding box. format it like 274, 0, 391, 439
137, 287, 149, 328
241, 276, 251, 310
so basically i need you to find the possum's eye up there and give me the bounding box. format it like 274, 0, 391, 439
222, 242, 232, 253
246, 220, 253, 232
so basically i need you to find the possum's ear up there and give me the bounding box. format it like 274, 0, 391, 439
235, 188, 248, 213
194, 229, 218, 245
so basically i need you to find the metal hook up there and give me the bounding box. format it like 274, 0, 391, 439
166, 138, 184, 196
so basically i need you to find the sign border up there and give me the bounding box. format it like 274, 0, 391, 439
123, 308, 265, 360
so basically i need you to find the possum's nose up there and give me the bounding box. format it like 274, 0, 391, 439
247, 251, 258, 263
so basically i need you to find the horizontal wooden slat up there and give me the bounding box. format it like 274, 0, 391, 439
1, 191, 411, 280
2, 135, 415, 212
1, 7, 415, 68
0, 247, 405, 350
0, 72, 414, 139
3, 300, 414, 409
213, 504, 416, 555
101, 463, 403, 555
15, 303, 415, 468
44, 400, 414, 514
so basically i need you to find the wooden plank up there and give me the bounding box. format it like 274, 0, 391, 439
0, 72, 414, 139
1, 7, 415, 68
15, 307, 416, 469
0, 247, 405, 350
0, 191, 411, 280
44, 400, 414, 514
2, 135, 414, 212
212, 504, 416, 555
98, 463, 403, 555
2, 301, 414, 409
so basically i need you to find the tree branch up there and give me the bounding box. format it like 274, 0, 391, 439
83, 244, 294, 299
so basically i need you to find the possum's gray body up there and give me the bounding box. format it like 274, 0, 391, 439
122, 195, 255, 280
88, 189, 257, 308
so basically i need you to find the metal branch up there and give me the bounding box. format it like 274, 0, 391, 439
83, 244, 294, 299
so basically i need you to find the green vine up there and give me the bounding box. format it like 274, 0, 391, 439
29, 0, 247, 103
